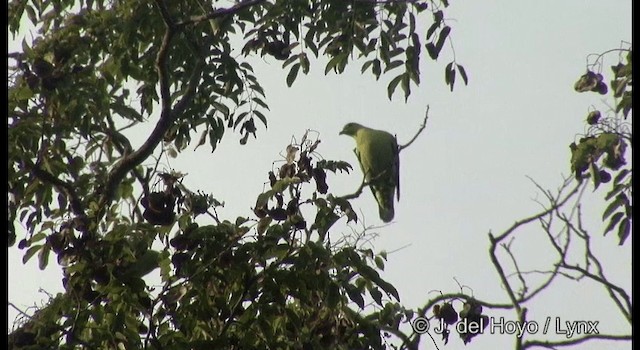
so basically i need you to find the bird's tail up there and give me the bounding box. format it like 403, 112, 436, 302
379, 204, 394, 223
374, 187, 395, 223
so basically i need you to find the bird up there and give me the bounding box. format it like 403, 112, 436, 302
339, 122, 400, 222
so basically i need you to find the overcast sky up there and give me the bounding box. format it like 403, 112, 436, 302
9, 1, 632, 348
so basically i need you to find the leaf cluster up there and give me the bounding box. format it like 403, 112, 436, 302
571, 48, 632, 245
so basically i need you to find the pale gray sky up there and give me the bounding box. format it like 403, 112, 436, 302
9, 1, 632, 348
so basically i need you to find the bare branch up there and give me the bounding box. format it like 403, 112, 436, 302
559, 263, 631, 322
8, 302, 32, 321
491, 181, 581, 243
489, 231, 524, 314
501, 239, 528, 299
484, 176, 631, 349
398, 106, 430, 152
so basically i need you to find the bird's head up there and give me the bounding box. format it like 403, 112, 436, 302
339, 122, 364, 137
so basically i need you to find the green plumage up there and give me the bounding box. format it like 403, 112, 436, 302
340, 123, 400, 222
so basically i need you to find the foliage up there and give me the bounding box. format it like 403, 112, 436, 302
8, 0, 467, 348
8, 0, 467, 246
7, 0, 631, 348
570, 47, 632, 245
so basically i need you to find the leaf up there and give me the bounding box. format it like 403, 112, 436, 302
361, 60, 374, 74
313, 206, 340, 240
193, 128, 208, 151
409, 12, 416, 33
234, 111, 249, 129
211, 101, 230, 117
387, 48, 405, 59
271, 177, 301, 193
425, 43, 438, 59
253, 110, 267, 128
26, 5, 37, 25
426, 20, 440, 41
111, 103, 143, 121
435, 26, 451, 54
281, 52, 300, 68
605, 183, 624, 201
445, 62, 453, 86
602, 193, 626, 220
387, 74, 403, 100
372, 59, 381, 79
38, 244, 51, 270
617, 218, 630, 245
590, 162, 601, 191
252, 97, 269, 110
286, 63, 300, 87
325, 53, 347, 75
377, 278, 400, 301
345, 284, 365, 309
369, 287, 383, 306
448, 65, 456, 91
457, 64, 469, 85
300, 53, 310, 74
256, 190, 275, 209
30, 232, 47, 243
604, 212, 624, 236
374, 256, 385, 270
358, 264, 381, 281
239, 62, 254, 72
384, 60, 404, 73
613, 168, 630, 185
401, 73, 410, 101
23, 244, 43, 264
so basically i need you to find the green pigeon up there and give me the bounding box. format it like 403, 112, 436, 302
340, 123, 400, 222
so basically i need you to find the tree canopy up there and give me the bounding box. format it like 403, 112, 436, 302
8, 0, 467, 348
8, 0, 631, 349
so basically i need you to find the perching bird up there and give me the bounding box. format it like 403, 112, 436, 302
340, 123, 400, 222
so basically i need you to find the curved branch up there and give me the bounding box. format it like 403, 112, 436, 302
398, 106, 430, 152
176, 0, 266, 28
491, 181, 581, 243
560, 263, 632, 321
97, 0, 207, 224
487, 181, 582, 330
30, 166, 85, 218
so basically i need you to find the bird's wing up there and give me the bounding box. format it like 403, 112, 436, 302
355, 128, 399, 222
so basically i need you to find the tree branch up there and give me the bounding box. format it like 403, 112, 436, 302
491, 180, 581, 243
176, 0, 266, 29
97, 0, 206, 225
398, 106, 429, 152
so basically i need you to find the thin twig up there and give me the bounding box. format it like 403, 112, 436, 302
398, 106, 430, 152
